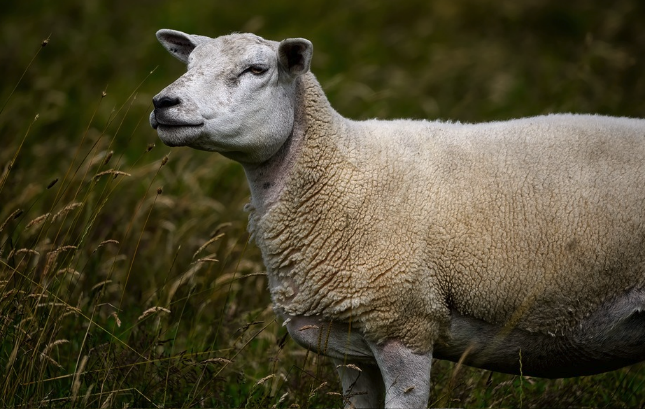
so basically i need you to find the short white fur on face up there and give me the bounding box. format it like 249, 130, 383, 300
150, 30, 312, 164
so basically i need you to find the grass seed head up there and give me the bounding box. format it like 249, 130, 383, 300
103, 150, 113, 165
25, 213, 50, 229
53, 202, 83, 220
254, 374, 275, 387
138, 306, 171, 321
47, 178, 58, 189
201, 357, 232, 365
94, 169, 131, 180
15, 248, 40, 256
90, 280, 112, 292
110, 311, 122, 327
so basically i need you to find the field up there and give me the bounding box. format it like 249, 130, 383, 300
1, 0, 644, 407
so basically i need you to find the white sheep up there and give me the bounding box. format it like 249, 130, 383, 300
150, 29, 645, 408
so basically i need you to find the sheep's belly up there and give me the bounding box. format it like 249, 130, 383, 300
282, 288, 645, 378
283, 315, 375, 361
436, 288, 645, 377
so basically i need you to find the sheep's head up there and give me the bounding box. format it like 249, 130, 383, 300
150, 30, 313, 164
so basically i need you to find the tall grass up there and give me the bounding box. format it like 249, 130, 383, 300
1, 1, 644, 407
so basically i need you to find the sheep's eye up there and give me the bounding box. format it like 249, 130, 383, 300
247, 65, 267, 75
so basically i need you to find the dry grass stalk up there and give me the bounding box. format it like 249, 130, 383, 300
82, 383, 95, 407
201, 357, 232, 365
298, 325, 319, 331
109, 311, 121, 327
52, 202, 83, 221
137, 306, 170, 321
50, 245, 78, 254
25, 213, 50, 229
192, 232, 225, 259
0, 208, 22, 233
71, 354, 89, 402
15, 248, 40, 256
97, 239, 119, 248
91, 280, 112, 292
103, 150, 114, 165
93, 169, 132, 180
56, 268, 80, 277
255, 374, 275, 387
1, 289, 26, 301
36, 302, 67, 309
42, 245, 79, 276
59, 309, 80, 320
274, 391, 289, 407
310, 381, 328, 398
336, 363, 362, 372
166, 264, 200, 305
40, 352, 64, 369
99, 391, 114, 409
194, 256, 219, 264
41, 245, 76, 276
42, 252, 57, 276
17, 316, 34, 327
5, 341, 20, 372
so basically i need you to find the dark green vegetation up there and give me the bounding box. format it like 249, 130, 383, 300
1, 0, 644, 407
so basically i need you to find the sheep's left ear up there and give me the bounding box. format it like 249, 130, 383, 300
278, 38, 313, 77
156, 29, 210, 64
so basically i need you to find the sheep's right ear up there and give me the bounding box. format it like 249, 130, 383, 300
156, 29, 209, 64
278, 38, 313, 77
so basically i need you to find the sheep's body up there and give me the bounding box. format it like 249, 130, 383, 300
250, 72, 645, 369
151, 30, 645, 408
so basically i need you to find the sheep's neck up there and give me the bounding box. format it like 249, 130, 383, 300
243, 73, 353, 317
242, 73, 343, 214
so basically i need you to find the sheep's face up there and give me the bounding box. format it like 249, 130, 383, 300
150, 30, 312, 164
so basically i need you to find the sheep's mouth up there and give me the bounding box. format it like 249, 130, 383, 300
153, 120, 204, 130
156, 123, 204, 132
150, 112, 204, 130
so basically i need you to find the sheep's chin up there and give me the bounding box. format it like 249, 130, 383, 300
156, 124, 204, 148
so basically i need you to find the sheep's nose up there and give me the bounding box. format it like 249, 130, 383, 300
153, 95, 181, 109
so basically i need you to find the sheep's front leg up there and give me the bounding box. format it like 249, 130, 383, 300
368, 339, 432, 409
332, 358, 384, 408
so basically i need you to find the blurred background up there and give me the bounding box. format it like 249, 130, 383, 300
1, 0, 644, 407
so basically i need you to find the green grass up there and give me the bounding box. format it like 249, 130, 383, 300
1, 1, 644, 407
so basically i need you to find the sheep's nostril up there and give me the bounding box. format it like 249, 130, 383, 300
153, 96, 181, 109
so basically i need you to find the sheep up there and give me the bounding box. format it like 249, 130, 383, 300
150, 29, 645, 408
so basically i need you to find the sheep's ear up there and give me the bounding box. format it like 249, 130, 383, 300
278, 38, 313, 77
156, 29, 209, 64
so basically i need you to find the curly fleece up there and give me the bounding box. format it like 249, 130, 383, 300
248, 72, 645, 352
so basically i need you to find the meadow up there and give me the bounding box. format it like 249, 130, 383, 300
1, 0, 644, 407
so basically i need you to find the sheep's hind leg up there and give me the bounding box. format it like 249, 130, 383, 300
369, 339, 432, 409
333, 358, 384, 408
